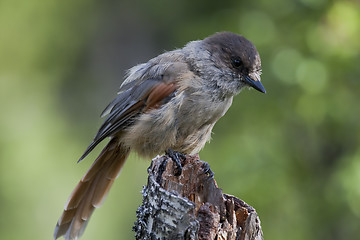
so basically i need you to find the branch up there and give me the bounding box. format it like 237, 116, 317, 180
133, 154, 264, 240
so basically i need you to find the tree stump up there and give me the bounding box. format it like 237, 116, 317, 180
133, 154, 263, 240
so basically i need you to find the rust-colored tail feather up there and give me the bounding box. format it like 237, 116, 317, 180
54, 138, 130, 240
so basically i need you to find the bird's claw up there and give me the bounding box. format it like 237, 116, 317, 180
165, 149, 186, 176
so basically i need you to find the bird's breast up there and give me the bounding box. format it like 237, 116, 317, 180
122, 90, 233, 158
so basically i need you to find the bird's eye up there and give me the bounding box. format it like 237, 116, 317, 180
231, 57, 243, 68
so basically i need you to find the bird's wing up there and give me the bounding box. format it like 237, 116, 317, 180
78, 60, 187, 161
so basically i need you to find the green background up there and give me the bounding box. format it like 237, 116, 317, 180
1, 0, 359, 239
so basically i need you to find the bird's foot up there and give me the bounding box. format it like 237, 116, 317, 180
165, 148, 186, 176
202, 162, 214, 178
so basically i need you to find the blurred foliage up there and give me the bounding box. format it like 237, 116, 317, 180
0, 0, 359, 239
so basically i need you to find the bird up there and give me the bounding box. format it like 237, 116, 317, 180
54, 31, 266, 240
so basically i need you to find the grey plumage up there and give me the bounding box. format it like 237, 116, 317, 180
54, 32, 265, 240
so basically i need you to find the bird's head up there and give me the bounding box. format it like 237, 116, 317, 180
203, 32, 266, 94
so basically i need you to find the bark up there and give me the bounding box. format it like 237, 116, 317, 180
133, 154, 264, 240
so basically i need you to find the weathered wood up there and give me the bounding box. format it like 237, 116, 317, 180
133, 154, 263, 240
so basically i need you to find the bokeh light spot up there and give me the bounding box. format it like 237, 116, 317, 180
272, 48, 303, 85
338, 153, 360, 217
296, 59, 328, 94
307, 1, 360, 58
239, 11, 276, 46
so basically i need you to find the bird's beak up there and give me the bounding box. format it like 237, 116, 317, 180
244, 75, 266, 94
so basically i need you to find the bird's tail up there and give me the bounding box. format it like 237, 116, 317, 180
54, 138, 130, 240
